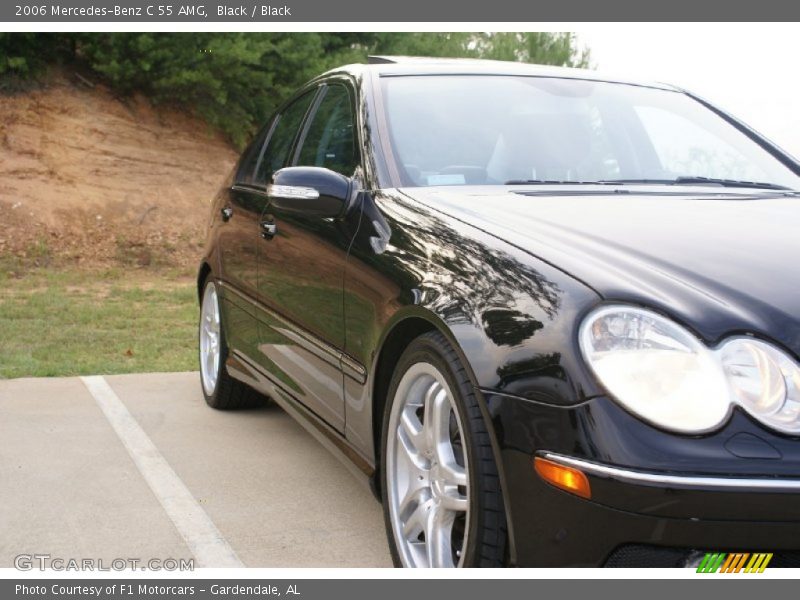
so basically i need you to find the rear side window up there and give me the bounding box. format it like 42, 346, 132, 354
254, 91, 316, 186
296, 84, 359, 176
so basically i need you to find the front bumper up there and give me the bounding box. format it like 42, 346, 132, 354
484, 392, 800, 567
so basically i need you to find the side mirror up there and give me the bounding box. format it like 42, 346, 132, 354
268, 167, 353, 218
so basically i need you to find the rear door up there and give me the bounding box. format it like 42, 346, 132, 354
254, 82, 362, 432
216, 123, 273, 360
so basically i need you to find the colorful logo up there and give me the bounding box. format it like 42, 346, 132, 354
696, 552, 773, 573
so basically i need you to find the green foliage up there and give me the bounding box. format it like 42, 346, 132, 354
0, 33, 37, 76
475, 32, 590, 67
0, 32, 590, 146
0, 33, 72, 90
368, 32, 590, 67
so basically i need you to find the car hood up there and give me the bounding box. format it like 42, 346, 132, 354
399, 185, 800, 353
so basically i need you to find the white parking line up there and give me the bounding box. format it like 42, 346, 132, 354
80, 375, 244, 568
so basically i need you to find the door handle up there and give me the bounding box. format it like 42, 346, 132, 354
260, 220, 277, 239
220, 206, 233, 222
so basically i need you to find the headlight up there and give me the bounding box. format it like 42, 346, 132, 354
579, 306, 730, 432
579, 305, 800, 434
719, 338, 800, 433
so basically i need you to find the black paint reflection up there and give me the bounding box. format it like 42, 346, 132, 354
343, 189, 603, 410
482, 309, 543, 347
354, 192, 562, 336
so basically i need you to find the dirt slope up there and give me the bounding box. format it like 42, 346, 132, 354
0, 72, 238, 270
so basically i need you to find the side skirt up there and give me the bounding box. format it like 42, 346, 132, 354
225, 350, 378, 495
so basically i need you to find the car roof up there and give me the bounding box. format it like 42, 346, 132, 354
320, 56, 680, 92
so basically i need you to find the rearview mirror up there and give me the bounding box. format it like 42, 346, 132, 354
268, 167, 353, 218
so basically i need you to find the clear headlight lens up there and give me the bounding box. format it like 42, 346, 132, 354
579, 306, 730, 432
580, 305, 800, 434
719, 338, 800, 433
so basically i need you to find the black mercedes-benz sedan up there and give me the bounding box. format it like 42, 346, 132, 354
197, 57, 800, 568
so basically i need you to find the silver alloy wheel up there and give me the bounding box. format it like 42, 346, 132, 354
386, 362, 470, 568
199, 283, 221, 397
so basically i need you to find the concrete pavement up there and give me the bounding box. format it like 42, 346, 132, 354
0, 372, 391, 568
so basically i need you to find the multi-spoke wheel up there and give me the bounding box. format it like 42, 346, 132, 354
381, 332, 506, 568
200, 283, 221, 397
198, 279, 267, 410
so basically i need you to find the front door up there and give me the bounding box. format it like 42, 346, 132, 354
255, 82, 361, 432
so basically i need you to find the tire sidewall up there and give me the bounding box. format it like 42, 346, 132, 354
380, 334, 485, 568
199, 279, 228, 406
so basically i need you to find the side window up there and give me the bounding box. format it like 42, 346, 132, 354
254, 90, 316, 186
296, 84, 359, 176
234, 121, 272, 186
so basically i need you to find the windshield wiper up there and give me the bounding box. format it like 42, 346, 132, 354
674, 176, 795, 191
504, 177, 799, 194
504, 179, 614, 185
600, 177, 795, 191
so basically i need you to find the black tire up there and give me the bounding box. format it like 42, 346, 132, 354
199, 279, 267, 410
380, 331, 507, 567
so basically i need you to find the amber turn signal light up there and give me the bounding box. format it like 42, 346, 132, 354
534, 457, 591, 499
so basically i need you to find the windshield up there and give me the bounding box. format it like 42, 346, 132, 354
380, 75, 800, 190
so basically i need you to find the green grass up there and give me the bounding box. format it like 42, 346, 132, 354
0, 261, 380, 380
0, 265, 199, 378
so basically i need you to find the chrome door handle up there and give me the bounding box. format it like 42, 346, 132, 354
260, 220, 277, 239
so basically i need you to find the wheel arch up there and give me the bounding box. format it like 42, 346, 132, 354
369, 308, 515, 565
197, 261, 212, 302
370, 314, 437, 469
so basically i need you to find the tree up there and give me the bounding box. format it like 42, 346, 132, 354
368, 32, 589, 68
476, 32, 590, 67
0, 33, 72, 88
